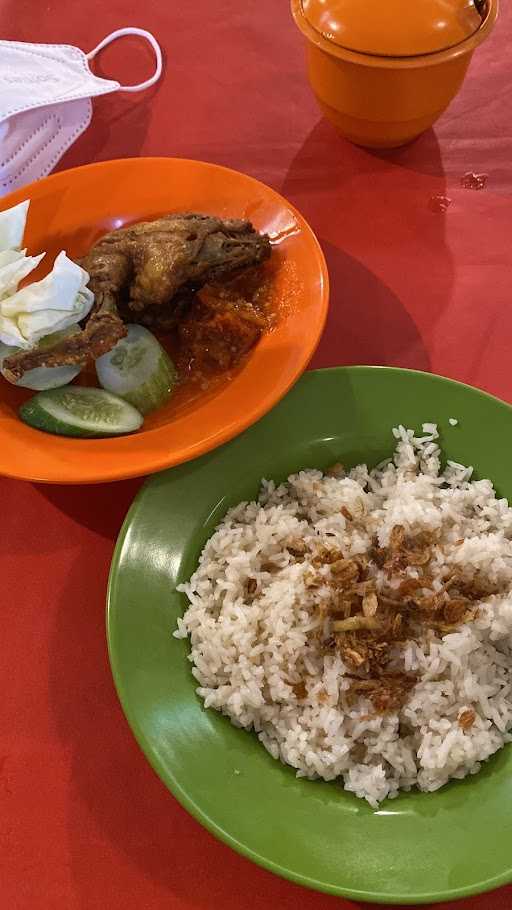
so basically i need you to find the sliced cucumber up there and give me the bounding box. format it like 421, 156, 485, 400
95, 324, 177, 415
0, 327, 82, 390
19, 387, 143, 438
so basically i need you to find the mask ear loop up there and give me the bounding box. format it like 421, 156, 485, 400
86, 27, 163, 92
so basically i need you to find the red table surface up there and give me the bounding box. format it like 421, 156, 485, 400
1, 2, 512, 908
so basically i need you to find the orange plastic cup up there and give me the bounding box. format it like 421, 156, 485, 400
291, 0, 499, 149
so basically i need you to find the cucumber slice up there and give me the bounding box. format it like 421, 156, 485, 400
19, 387, 143, 437
95, 324, 177, 415
0, 327, 82, 390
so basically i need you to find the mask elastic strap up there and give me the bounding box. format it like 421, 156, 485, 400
86, 27, 163, 92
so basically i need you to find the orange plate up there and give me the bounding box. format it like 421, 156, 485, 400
0, 158, 328, 484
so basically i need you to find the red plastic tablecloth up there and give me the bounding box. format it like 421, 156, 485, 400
1, 2, 512, 908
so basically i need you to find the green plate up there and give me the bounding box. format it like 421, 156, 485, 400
107, 367, 512, 905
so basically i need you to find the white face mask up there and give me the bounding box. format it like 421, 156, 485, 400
0, 27, 163, 196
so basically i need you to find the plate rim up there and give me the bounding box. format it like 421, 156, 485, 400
106, 365, 512, 904
0, 156, 329, 484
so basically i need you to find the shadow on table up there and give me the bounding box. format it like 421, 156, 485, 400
0, 478, 141, 557
58, 86, 159, 173
282, 117, 447, 193
372, 126, 447, 180
280, 118, 454, 373
33, 478, 142, 541
308, 241, 431, 372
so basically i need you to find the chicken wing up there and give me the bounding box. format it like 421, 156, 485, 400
2, 290, 127, 382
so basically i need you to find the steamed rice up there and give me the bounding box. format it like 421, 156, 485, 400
175, 424, 512, 806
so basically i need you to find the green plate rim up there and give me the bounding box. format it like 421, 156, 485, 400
107, 365, 512, 905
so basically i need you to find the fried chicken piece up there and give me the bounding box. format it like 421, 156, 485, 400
83, 213, 271, 314
125, 291, 194, 333
3, 214, 270, 379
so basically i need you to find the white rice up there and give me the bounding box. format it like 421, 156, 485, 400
175, 424, 512, 807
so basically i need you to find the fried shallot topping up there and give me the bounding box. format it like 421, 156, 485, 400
246, 577, 257, 595
295, 524, 505, 717
286, 539, 307, 558
458, 708, 476, 730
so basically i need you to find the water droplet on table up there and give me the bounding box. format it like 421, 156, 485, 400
428, 194, 452, 213
460, 171, 488, 190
